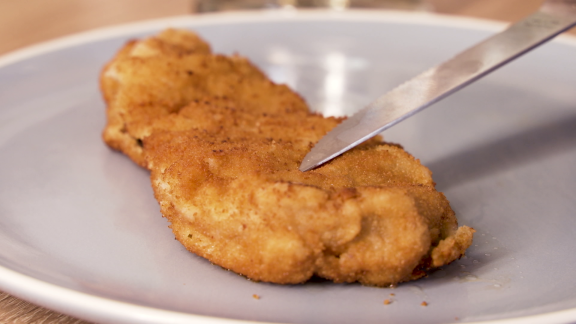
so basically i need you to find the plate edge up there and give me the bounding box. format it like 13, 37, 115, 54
3, 9, 575, 69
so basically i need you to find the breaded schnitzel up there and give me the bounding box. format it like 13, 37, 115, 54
101, 29, 474, 286
101, 29, 309, 168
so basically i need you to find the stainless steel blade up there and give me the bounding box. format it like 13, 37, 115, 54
300, 0, 576, 172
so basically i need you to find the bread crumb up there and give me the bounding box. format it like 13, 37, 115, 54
383, 299, 392, 305
421, 301, 428, 307
252, 294, 260, 300
389, 293, 395, 296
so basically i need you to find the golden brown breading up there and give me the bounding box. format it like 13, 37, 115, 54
101, 29, 309, 167
101, 29, 474, 286
144, 123, 474, 285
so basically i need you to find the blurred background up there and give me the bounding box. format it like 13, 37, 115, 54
0, 0, 563, 56
0, 0, 572, 323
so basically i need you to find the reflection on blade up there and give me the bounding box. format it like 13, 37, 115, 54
300, 0, 576, 172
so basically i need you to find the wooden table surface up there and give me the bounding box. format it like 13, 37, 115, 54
0, 0, 573, 323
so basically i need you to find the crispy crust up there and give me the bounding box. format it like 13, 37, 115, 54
101, 29, 308, 167
101, 29, 474, 286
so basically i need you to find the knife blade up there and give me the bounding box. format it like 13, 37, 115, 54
299, 0, 576, 172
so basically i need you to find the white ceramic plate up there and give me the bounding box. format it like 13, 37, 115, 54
1, 10, 576, 324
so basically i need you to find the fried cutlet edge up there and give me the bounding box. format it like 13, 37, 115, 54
143, 126, 475, 286
100, 28, 475, 287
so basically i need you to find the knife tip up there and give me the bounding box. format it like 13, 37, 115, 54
299, 151, 323, 172
298, 160, 316, 172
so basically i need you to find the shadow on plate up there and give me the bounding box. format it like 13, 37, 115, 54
428, 111, 576, 190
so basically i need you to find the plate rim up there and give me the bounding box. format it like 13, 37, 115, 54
2, 9, 576, 69
1, 9, 576, 324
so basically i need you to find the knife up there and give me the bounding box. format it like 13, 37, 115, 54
299, 0, 576, 172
